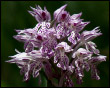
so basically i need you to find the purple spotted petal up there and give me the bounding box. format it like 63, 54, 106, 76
81, 27, 102, 41
29, 5, 51, 22
54, 4, 67, 21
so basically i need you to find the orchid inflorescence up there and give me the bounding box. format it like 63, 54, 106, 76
6, 4, 107, 87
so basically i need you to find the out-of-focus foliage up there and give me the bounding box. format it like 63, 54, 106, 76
1, 1, 109, 87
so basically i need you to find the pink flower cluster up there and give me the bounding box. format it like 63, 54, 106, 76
6, 4, 106, 87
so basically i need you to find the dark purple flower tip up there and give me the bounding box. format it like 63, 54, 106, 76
42, 11, 46, 20
56, 10, 70, 23
29, 6, 51, 22
54, 4, 67, 20
37, 35, 43, 41
62, 13, 66, 19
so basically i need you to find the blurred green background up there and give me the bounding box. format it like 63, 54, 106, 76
1, 1, 109, 87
